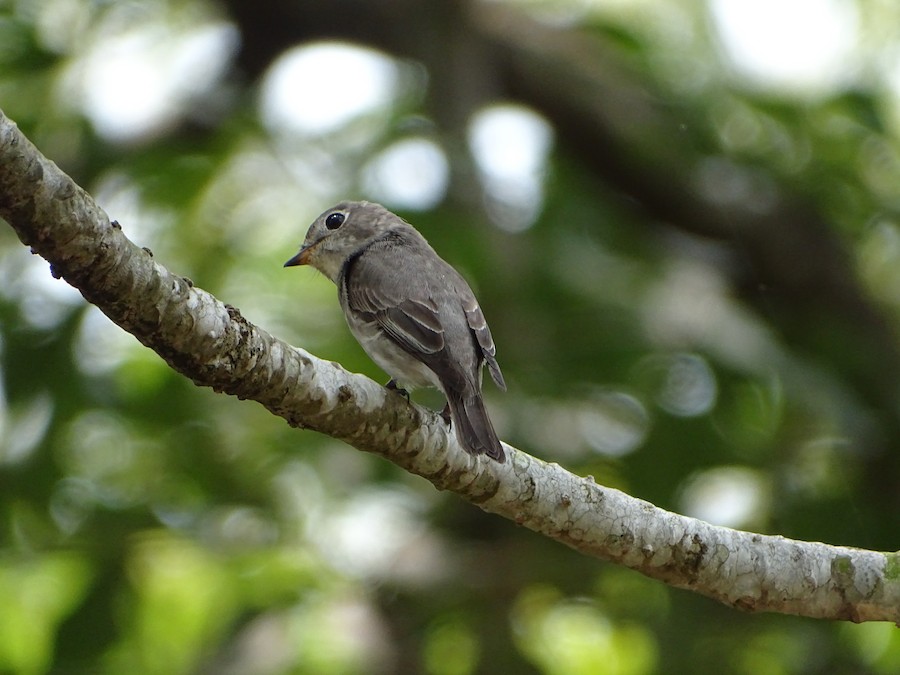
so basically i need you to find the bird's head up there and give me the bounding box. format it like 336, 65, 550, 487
284, 200, 403, 282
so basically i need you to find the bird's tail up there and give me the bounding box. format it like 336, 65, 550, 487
447, 391, 505, 463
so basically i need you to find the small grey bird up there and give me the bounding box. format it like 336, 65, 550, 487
284, 201, 507, 463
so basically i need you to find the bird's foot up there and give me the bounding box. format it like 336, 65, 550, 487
385, 379, 410, 402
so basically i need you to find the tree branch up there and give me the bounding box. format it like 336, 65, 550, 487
215, 0, 900, 502
0, 109, 896, 623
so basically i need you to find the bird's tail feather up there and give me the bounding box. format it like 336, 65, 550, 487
447, 392, 505, 463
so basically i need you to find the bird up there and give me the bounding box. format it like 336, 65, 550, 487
284, 201, 507, 463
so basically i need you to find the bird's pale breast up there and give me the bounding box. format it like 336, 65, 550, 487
344, 310, 443, 391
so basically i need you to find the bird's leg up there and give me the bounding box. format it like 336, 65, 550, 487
440, 402, 452, 425
385, 378, 410, 402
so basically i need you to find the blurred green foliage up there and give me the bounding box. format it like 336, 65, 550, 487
2, 0, 900, 673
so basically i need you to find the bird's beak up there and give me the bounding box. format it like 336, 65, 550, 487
284, 245, 311, 267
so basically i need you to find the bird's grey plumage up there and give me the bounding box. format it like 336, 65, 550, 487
285, 201, 506, 462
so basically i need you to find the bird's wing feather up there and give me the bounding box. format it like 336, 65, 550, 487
343, 230, 505, 392
459, 286, 506, 391
343, 239, 445, 355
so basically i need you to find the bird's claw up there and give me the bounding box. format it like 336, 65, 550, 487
385, 379, 410, 402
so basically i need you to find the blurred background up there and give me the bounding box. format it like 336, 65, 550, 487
2, 0, 900, 672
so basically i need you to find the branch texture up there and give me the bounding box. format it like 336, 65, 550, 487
218, 0, 900, 502
0, 109, 897, 622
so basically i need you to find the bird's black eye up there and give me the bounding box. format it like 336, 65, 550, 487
325, 212, 345, 230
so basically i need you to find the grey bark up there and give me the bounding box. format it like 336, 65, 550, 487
221, 0, 900, 499
0, 109, 897, 623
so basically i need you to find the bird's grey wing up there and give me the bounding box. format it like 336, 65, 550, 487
342, 245, 445, 356
455, 276, 506, 391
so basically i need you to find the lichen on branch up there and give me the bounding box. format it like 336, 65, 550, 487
0, 109, 896, 623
